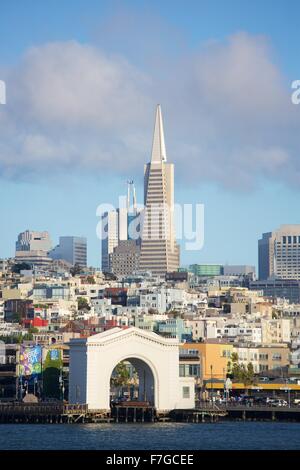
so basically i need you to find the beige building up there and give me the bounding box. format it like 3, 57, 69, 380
234, 343, 290, 373
234, 345, 260, 373
139, 105, 180, 276
261, 318, 291, 344
259, 225, 300, 280
258, 344, 290, 372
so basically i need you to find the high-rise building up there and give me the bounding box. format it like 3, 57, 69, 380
139, 105, 180, 275
16, 230, 52, 253
49, 236, 87, 267
15, 230, 52, 268
258, 225, 300, 280
101, 209, 128, 272
109, 240, 140, 277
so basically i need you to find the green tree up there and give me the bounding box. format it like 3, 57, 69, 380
227, 353, 256, 393
11, 262, 31, 274
43, 350, 63, 399
110, 362, 131, 389
28, 327, 39, 335
77, 297, 90, 311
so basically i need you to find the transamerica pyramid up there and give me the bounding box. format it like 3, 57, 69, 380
139, 105, 180, 275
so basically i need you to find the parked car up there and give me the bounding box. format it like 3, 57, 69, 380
270, 399, 288, 407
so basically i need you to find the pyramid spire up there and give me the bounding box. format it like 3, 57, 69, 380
151, 104, 167, 163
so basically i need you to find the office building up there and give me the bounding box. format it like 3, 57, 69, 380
16, 230, 52, 253
14, 250, 52, 269
189, 264, 223, 277
49, 236, 87, 267
258, 225, 300, 280
101, 209, 129, 272
139, 105, 180, 275
109, 240, 140, 277
223, 265, 256, 277
15, 230, 52, 269
250, 279, 300, 304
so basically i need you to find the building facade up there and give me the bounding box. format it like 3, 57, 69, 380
101, 209, 128, 272
258, 225, 300, 280
49, 236, 87, 267
16, 230, 52, 253
189, 264, 224, 277
15, 230, 52, 268
109, 240, 140, 277
139, 105, 180, 276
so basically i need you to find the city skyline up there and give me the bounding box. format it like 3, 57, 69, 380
1, 1, 300, 268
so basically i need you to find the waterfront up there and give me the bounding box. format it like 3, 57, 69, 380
0, 422, 300, 450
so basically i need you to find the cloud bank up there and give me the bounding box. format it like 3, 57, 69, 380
0, 30, 298, 190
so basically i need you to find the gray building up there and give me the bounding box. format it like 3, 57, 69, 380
250, 279, 300, 304
258, 225, 300, 280
15, 230, 52, 268
109, 240, 140, 277
49, 236, 87, 267
223, 265, 256, 277
16, 230, 52, 253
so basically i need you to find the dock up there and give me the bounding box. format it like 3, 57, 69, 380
1, 401, 300, 423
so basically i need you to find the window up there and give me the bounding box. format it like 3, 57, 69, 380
272, 354, 282, 361
179, 364, 200, 377
259, 354, 268, 360
182, 386, 190, 399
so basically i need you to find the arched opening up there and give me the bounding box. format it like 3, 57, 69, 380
110, 357, 155, 406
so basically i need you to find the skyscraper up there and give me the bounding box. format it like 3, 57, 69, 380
49, 236, 87, 267
101, 209, 128, 272
139, 105, 180, 275
16, 230, 52, 253
258, 225, 300, 280
15, 230, 52, 268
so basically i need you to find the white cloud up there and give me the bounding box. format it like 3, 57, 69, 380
0, 32, 299, 189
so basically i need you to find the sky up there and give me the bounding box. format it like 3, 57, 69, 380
0, 0, 300, 269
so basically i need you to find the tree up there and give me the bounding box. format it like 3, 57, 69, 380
28, 327, 39, 335
70, 263, 83, 276
110, 362, 131, 390
227, 353, 256, 393
11, 262, 31, 274
77, 297, 90, 311
86, 276, 95, 284
43, 350, 63, 399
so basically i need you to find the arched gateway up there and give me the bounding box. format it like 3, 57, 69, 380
69, 327, 195, 412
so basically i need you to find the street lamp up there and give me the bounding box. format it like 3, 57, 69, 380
210, 364, 213, 402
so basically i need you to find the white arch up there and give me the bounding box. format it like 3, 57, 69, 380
69, 327, 195, 411
109, 354, 159, 406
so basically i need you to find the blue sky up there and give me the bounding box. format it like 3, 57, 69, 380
0, 0, 300, 269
